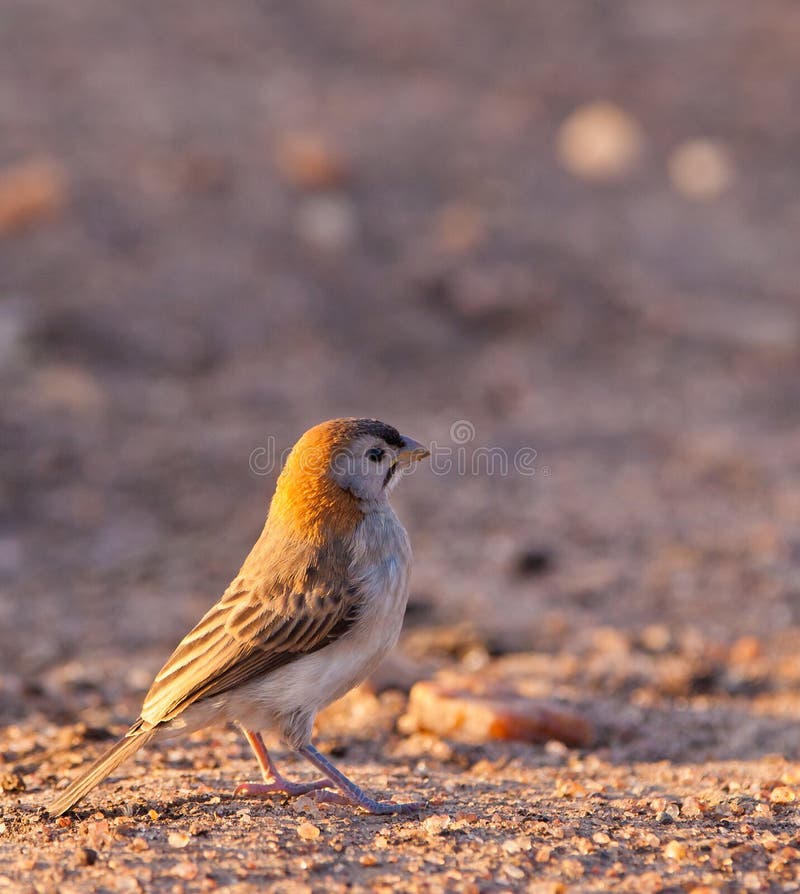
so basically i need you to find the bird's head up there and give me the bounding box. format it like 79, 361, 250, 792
269, 418, 430, 540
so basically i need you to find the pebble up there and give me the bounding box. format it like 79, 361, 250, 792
729, 636, 761, 664
556, 101, 642, 181
662, 839, 687, 860
297, 821, 321, 841
421, 814, 451, 836
171, 860, 199, 880
294, 195, 357, 252
0, 772, 25, 793
680, 796, 704, 818
501, 835, 532, 854
513, 548, 554, 577
668, 139, 732, 199
168, 831, 190, 848
403, 679, 594, 746
273, 132, 348, 190
503, 863, 526, 880
76, 847, 97, 867
0, 156, 67, 235
768, 785, 795, 804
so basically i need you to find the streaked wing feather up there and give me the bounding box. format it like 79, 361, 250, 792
140, 581, 358, 726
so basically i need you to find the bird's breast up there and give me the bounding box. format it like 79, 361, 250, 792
315, 510, 412, 699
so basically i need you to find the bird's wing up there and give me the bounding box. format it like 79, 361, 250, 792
139, 570, 360, 727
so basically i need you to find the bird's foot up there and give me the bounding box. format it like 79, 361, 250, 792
297, 742, 426, 815
234, 777, 331, 799
309, 788, 426, 814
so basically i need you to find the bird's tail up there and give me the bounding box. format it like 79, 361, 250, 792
48, 723, 156, 817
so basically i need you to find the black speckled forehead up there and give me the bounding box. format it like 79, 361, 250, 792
348, 418, 405, 449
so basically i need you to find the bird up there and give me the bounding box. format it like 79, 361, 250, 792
48, 418, 431, 817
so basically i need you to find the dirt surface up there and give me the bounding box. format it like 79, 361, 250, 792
3, 2, 800, 891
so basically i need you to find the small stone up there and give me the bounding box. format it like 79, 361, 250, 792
171, 861, 199, 881
168, 831, 191, 848
557, 102, 642, 181
591, 626, 631, 655
651, 799, 680, 820
77, 847, 97, 867
501, 835, 532, 854
0, 772, 25, 793
0, 156, 67, 235
663, 840, 687, 860
640, 831, 662, 849
273, 132, 348, 190
422, 814, 451, 836
297, 821, 321, 841
294, 195, 357, 252
769, 785, 796, 804
293, 795, 319, 815
513, 548, 553, 577
404, 679, 594, 746
681, 796, 704, 818
780, 767, 800, 784
668, 139, 732, 199
504, 864, 525, 880
729, 636, 761, 664
85, 818, 110, 848
554, 778, 587, 798
640, 625, 672, 653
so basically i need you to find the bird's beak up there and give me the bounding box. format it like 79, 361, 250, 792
397, 435, 430, 464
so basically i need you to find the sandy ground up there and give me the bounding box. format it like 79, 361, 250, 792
3, 1, 800, 891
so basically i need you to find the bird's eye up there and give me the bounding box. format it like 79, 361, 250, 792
366, 447, 385, 463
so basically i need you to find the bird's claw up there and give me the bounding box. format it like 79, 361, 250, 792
234, 778, 331, 799
307, 788, 426, 814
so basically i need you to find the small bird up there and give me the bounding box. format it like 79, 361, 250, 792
49, 418, 430, 817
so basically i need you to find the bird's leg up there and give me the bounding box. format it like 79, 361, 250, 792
298, 743, 425, 815
234, 729, 331, 799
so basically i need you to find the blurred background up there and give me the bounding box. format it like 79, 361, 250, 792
2, 2, 800, 718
